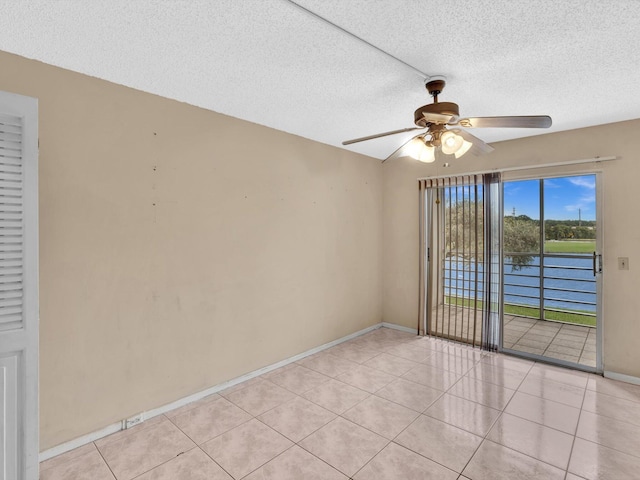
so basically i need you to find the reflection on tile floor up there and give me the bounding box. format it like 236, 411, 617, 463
41, 327, 640, 480
429, 305, 596, 367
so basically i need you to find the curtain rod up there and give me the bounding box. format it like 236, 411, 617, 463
416, 156, 617, 181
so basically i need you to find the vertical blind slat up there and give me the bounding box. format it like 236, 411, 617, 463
421, 172, 500, 350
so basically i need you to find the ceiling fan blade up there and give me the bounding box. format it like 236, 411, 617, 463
342, 127, 424, 145
381, 135, 421, 163
457, 115, 552, 129
455, 129, 495, 155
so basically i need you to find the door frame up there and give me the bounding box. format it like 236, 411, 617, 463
0, 90, 39, 479
595, 171, 603, 372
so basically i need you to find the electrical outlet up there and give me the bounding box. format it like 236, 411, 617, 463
618, 257, 629, 270
123, 413, 144, 429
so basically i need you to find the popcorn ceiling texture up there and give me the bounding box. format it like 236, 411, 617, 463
0, 0, 639, 159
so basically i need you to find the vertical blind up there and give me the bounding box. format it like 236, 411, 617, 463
418, 173, 502, 350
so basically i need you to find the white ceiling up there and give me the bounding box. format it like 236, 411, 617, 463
1, 0, 639, 160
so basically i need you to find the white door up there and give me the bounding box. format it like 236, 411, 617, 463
0, 91, 38, 480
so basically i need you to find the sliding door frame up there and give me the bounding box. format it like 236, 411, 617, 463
498, 171, 603, 374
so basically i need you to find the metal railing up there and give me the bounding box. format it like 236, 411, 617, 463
504, 252, 596, 323
443, 252, 597, 326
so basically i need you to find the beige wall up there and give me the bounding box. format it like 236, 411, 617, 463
383, 119, 640, 377
0, 51, 383, 450
3, 46, 640, 452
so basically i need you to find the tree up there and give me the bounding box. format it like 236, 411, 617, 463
503, 215, 539, 270
442, 201, 540, 270
444, 199, 484, 261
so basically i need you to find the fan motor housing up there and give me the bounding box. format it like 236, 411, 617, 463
414, 102, 460, 127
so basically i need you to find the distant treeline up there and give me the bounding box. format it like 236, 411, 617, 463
507, 215, 596, 240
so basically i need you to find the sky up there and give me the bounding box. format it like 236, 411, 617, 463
503, 175, 596, 221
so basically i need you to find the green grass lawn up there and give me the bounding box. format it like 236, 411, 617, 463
503, 303, 596, 326
544, 240, 596, 254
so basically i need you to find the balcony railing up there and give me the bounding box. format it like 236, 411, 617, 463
443, 252, 597, 326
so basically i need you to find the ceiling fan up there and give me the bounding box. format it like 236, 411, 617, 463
342, 77, 552, 163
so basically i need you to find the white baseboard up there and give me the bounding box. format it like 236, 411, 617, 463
604, 370, 640, 386
381, 322, 417, 334
39, 322, 384, 462
39, 422, 122, 463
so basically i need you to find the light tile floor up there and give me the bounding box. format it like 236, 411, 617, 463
41, 327, 640, 480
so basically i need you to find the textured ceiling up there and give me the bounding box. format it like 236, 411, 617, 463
1, 0, 639, 160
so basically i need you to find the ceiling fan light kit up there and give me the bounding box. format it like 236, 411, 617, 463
454, 138, 473, 158
406, 137, 436, 163
440, 130, 464, 154
342, 76, 552, 163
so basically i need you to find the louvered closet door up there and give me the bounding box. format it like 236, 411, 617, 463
0, 92, 38, 480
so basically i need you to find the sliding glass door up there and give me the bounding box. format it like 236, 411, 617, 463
419, 172, 601, 372
501, 174, 601, 371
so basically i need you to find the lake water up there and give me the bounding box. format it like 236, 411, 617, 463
444, 255, 596, 313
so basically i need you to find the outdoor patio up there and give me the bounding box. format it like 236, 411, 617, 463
503, 315, 596, 367
428, 305, 596, 368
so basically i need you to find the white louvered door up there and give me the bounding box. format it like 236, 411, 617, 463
0, 92, 38, 480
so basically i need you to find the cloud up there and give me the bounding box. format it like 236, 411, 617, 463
569, 177, 596, 189
565, 204, 584, 212
504, 185, 522, 196
564, 194, 595, 213
562, 176, 596, 215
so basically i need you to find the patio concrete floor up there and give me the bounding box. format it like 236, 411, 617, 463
428, 305, 596, 368
504, 314, 596, 367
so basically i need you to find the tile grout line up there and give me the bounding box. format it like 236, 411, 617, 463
228, 345, 580, 478
358, 405, 457, 478
306, 337, 477, 478
392, 353, 489, 476
247, 339, 618, 475
289, 440, 355, 480
341, 437, 393, 479
300, 334, 426, 476
499, 392, 583, 437
564, 396, 640, 462
455, 356, 536, 476
574, 326, 591, 365
171, 371, 349, 479
461, 354, 600, 476
127, 446, 200, 480
178, 354, 634, 480
39, 444, 99, 475
216, 334, 408, 478
512, 319, 545, 353
196, 441, 243, 480
503, 316, 528, 348
461, 357, 589, 476
563, 376, 589, 478
541, 321, 564, 358
93, 441, 119, 480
